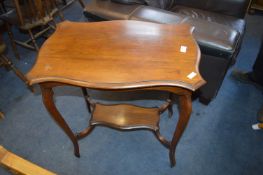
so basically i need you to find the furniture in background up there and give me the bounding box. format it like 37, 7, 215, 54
0, 0, 64, 51
0, 13, 20, 59
0, 21, 32, 118
0, 19, 29, 88
249, 0, 263, 13
0, 43, 28, 84
0, 145, 56, 175
0, 112, 3, 119
84, 0, 250, 104
26, 21, 205, 167
0, 0, 6, 13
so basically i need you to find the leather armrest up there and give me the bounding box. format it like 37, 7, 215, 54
175, 0, 250, 18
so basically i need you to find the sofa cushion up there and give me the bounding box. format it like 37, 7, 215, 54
85, 0, 142, 20
111, 0, 145, 5
171, 5, 245, 35
130, 6, 242, 58
174, 0, 250, 18
145, 0, 175, 9
129, 6, 188, 23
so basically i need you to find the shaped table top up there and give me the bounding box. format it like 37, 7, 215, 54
27, 20, 205, 91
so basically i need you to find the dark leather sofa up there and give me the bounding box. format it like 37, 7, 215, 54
83, 0, 250, 104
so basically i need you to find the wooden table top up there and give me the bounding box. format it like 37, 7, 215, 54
27, 20, 205, 91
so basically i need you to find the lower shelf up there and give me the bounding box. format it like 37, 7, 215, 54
90, 103, 161, 131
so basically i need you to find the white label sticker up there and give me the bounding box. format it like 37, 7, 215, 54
187, 72, 197, 79
180, 46, 187, 53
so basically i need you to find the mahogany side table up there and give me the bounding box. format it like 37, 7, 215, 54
26, 20, 205, 167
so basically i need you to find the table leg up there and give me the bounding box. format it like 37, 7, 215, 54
81, 87, 92, 113
40, 85, 80, 157
169, 93, 192, 167
168, 93, 173, 118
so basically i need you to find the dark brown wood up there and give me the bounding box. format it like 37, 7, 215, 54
27, 21, 206, 167
5, 23, 20, 60
76, 125, 95, 140
169, 93, 192, 167
26, 21, 205, 91
40, 84, 80, 157
168, 93, 173, 118
0, 111, 4, 119
249, 0, 263, 13
90, 103, 160, 130
154, 129, 170, 148
81, 88, 92, 113
158, 99, 172, 114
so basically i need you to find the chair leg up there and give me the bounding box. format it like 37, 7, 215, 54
0, 111, 4, 119
58, 10, 65, 21
0, 55, 32, 91
28, 29, 39, 51
77, 0, 85, 8
54, 1, 65, 21
6, 24, 20, 60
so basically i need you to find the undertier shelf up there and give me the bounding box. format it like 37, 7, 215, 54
90, 103, 161, 131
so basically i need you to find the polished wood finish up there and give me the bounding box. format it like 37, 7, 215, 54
0, 145, 56, 175
27, 21, 204, 91
40, 84, 80, 157
170, 94, 192, 166
27, 21, 205, 167
91, 103, 160, 130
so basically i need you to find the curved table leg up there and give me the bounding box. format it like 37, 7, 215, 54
169, 93, 192, 167
76, 125, 95, 140
153, 129, 170, 149
168, 93, 173, 118
40, 84, 80, 157
81, 87, 92, 113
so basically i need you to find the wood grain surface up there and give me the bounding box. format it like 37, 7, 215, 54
0, 145, 56, 175
27, 20, 205, 91
91, 103, 160, 130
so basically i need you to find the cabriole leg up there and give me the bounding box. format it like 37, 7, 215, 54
169, 93, 192, 167
40, 84, 80, 157
81, 87, 92, 113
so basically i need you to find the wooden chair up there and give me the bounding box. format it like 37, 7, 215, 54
0, 20, 30, 90
0, 0, 64, 51
0, 17, 20, 59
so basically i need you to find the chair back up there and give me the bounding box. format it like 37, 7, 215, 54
13, 0, 58, 29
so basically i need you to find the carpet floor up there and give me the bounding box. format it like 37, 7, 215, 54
0, 1, 263, 175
